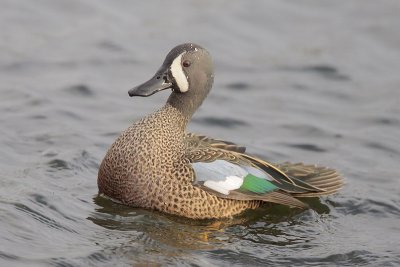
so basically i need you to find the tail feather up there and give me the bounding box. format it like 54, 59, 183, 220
275, 162, 343, 198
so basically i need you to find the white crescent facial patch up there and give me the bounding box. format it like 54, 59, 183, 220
170, 52, 189, 92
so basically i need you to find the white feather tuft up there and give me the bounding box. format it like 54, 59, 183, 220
170, 52, 189, 92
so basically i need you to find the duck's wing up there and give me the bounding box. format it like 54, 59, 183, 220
188, 150, 308, 208
184, 136, 343, 208
186, 146, 321, 193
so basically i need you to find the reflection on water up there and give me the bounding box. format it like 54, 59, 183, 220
90, 196, 244, 250
85, 194, 344, 266
89, 195, 332, 255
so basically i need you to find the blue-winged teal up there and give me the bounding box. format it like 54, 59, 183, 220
98, 43, 343, 219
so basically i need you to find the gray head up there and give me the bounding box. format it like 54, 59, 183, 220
128, 43, 214, 118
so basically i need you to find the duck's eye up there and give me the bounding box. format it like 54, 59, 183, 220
182, 60, 191, 67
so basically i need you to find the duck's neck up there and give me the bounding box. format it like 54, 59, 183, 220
166, 93, 198, 121
166, 76, 213, 120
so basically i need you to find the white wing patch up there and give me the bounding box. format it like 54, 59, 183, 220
192, 160, 275, 195
170, 52, 189, 92
204, 176, 243, 195
192, 160, 248, 182
192, 160, 247, 195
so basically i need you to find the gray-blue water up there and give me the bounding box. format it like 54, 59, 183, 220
1, 1, 399, 266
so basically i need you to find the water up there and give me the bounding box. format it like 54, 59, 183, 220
1, 1, 399, 266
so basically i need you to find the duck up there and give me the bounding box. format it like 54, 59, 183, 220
98, 43, 343, 219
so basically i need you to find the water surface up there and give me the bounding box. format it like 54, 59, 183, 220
1, 1, 399, 266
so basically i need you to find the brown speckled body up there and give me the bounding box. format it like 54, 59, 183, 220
98, 104, 260, 219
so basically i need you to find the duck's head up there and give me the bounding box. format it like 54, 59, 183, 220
129, 43, 214, 117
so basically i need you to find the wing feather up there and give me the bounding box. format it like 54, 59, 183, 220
186, 134, 343, 207
185, 133, 246, 153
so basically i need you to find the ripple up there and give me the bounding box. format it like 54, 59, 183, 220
29, 193, 76, 222
29, 115, 47, 120
0, 251, 19, 260
49, 258, 76, 267
27, 98, 50, 107
64, 84, 94, 97
34, 134, 54, 145
101, 131, 120, 137
291, 83, 310, 91
284, 143, 327, 152
225, 82, 250, 91
47, 159, 71, 171
86, 251, 110, 263
44, 150, 99, 178
41, 149, 59, 157
283, 250, 376, 266
30, 193, 76, 224
193, 117, 249, 128
371, 117, 399, 126
365, 141, 399, 155
97, 40, 126, 52
335, 197, 400, 217
281, 124, 330, 138
48, 252, 112, 267
73, 150, 100, 171
14, 202, 76, 233
282, 64, 350, 81
56, 110, 84, 120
